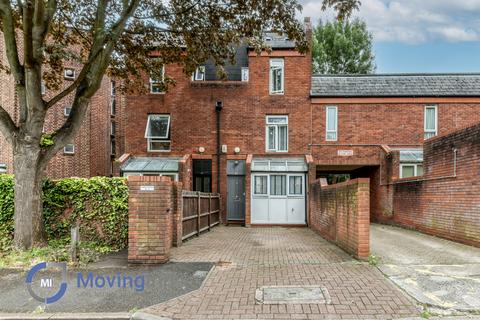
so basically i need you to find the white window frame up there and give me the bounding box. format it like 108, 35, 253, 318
400, 163, 423, 178
241, 67, 249, 82
265, 115, 288, 152
145, 114, 171, 152
253, 174, 269, 196
63, 144, 75, 155
64, 106, 72, 117
193, 66, 206, 81
269, 58, 284, 95
41, 82, 46, 95
269, 174, 287, 197
424, 105, 438, 140
287, 174, 304, 196
110, 121, 116, 136
110, 99, 116, 116
64, 68, 75, 80
326, 106, 338, 141
149, 65, 165, 94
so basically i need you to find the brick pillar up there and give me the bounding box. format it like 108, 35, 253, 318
128, 176, 174, 264
356, 178, 371, 260
172, 181, 183, 247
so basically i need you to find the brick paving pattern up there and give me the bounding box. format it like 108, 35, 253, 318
145, 226, 419, 319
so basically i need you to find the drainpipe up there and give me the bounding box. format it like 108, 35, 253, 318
215, 101, 223, 194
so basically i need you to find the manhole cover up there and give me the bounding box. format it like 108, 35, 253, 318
255, 286, 331, 304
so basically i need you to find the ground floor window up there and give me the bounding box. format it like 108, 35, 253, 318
400, 163, 424, 178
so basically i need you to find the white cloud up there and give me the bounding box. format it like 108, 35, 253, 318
299, 0, 480, 44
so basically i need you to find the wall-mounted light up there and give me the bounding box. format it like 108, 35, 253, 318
198, 147, 205, 153
234, 147, 240, 154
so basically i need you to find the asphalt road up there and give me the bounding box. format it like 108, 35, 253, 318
0, 261, 212, 313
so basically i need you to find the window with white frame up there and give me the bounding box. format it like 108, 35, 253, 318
266, 115, 288, 152
424, 105, 437, 139
254, 176, 268, 195
400, 163, 424, 178
63, 144, 75, 154
241, 67, 249, 82
64, 106, 71, 117
145, 114, 171, 152
270, 175, 286, 196
193, 66, 206, 81
110, 139, 116, 155
41, 82, 46, 95
111, 121, 116, 136
269, 59, 284, 94
64, 68, 75, 80
288, 175, 303, 195
111, 80, 116, 96
110, 99, 116, 116
150, 65, 165, 93
326, 106, 338, 141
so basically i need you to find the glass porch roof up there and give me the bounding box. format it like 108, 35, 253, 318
399, 150, 423, 163
121, 157, 180, 172
251, 157, 307, 172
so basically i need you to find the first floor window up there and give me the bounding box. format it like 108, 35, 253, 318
424, 105, 438, 139
254, 176, 268, 195
110, 139, 116, 155
145, 114, 171, 152
400, 163, 424, 178
110, 99, 116, 116
270, 175, 286, 196
266, 115, 288, 152
326, 106, 338, 141
64, 144, 75, 154
269, 58, 284, 94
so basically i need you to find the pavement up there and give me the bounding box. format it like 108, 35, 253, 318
371, 223, 480, 315
0, 260, 212, 313
142, 226, 419, 319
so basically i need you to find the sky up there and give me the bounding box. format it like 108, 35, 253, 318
299, 0, 480, 73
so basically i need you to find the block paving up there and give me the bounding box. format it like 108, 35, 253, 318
144, 226, 420, 319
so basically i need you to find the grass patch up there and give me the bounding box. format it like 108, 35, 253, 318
368, 254, 380, 266
0, 240, 118, 269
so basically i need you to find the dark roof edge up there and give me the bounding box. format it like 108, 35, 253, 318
310, 94, 480, 98
312, 73, 480, 78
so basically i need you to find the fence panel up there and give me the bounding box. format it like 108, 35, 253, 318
182, 191, 221, 241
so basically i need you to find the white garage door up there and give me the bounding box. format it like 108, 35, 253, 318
251, 173, 306, 225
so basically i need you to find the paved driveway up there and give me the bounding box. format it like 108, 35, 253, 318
143, 226, 419, 319
371, 223, 480, 314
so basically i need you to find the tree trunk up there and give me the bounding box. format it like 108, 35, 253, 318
13, 142, 46, 249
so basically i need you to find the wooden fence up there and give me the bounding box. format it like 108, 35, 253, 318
182, 191, 221, 241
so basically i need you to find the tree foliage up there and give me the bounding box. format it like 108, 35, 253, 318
312, 19, 375, 75
322, 0, 361, 21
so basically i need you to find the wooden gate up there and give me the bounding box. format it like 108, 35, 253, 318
182, 191, 220, 241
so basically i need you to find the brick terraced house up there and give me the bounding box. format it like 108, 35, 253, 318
118, 19, 480, 226
0, 34, 123, 178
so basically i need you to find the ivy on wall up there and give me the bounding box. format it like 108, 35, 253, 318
0, 175, 128, 251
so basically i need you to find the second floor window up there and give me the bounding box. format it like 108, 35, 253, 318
150, 65, 165, 94
326, 106, 338, 141
145, 114, 171, 152
269, 59, 284, 94
424, 105, 437, 139
266, 115, 288, 152
194, 66, 206, 81
400, 163, 423, 178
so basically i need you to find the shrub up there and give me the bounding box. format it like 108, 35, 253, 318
0, 175, 128, 252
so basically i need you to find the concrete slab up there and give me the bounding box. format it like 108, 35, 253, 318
372, 224, 480, 313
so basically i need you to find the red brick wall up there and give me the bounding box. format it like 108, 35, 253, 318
0, 32, 116, 178
309, 178, 370, 259
391, 123, 480, 247
128, 176, 178, 263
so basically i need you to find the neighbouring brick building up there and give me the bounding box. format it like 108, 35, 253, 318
0, 33, 123, 178
118, 18, 480, 234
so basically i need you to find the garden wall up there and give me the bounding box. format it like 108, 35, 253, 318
392, 123, 480, 247
309, 178, 370, 259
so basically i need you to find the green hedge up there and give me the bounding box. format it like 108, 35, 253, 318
0, 175, 128, 251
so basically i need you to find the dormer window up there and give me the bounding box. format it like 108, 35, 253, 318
269, 59, 284, 95
193, 66, 206, 81
64, 68, 75, 80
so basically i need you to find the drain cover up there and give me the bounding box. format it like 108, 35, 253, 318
255, 286, 331, 304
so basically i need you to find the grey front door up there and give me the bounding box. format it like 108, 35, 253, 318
227, 160, 246, 221
227, 175, 245, 221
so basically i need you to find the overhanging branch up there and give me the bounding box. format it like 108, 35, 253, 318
0, 104, 18, 142
0, 0, 24, 82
